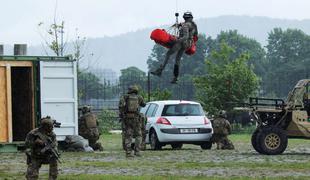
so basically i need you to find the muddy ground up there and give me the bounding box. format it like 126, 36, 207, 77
0, 134, 310, 179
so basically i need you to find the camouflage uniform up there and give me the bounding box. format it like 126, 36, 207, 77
122, 113, 147, 151
151, 11, 198, 83
211, 111, 234, 150
25, 117, 58, 180
119, 85, 146, 157
78, 106, 103, 151
139, 113, 147, 150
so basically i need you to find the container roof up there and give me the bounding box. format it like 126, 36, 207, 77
0, 55, 74, 61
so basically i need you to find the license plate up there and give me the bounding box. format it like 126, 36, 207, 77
180, 128, 198, 133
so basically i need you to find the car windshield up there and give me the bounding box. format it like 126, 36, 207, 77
162, 104, 204, 116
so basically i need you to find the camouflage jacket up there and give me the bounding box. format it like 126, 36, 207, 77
119, 93, 145, 118
212, 117, 232, 135
178, 20, 198, 46
25, 128, 57, 158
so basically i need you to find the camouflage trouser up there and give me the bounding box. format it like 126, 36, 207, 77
159, 41, 189, 78
81, 128, 103, 151
123, 117, 142, 154
211, 134, 234, 150
140, 119, 146, 151
26, 158, 58, 180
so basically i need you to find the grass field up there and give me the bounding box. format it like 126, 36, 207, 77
0, 134, 310, 180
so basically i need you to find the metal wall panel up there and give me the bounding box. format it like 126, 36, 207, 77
40, 61, 78, 141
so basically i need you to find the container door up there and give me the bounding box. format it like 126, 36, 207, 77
0, 67, 8, 142
40, 61, 78, 140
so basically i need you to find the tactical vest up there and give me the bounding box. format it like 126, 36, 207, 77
125, 94, 140, 114
212, 118, 229, 135
84, 113, 97, 128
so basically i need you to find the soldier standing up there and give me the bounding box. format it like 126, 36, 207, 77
78, 106, 103, 151
119, 85, 146, 157
151, 11, 198, 84
211, 110, 234, 150
25, 117, 59, 180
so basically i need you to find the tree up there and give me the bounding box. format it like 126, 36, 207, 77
194, 42, 259, 114
119, 66, 147, 92
263, 28, 310, 98
205, 30, 266, 77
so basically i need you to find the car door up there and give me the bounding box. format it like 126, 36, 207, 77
145, 103, 159, 143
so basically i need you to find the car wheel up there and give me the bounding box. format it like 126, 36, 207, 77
171, 143, 183, 150
256, 126, 288, 155
150, 130, 162, 150
200, 142, 212, 150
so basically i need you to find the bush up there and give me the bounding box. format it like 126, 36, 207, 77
231, 123, 256, 134
97, 109, 121, 133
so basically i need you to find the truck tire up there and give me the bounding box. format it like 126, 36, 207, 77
251, 129, 263, 154
256, 126, 288, 155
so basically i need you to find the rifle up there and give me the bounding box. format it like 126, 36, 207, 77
37, 133, 61, 164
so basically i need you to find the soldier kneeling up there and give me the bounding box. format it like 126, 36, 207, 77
78, 106, 103, 151
211, 110, 235, 150
25, 116, 60, 180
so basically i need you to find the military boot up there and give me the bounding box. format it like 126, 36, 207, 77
126, 151, 134, 158
134, 151, 142, 157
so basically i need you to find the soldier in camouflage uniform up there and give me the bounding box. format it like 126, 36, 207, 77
119, 85, 146, 157
151, 11, 198, 84
25, 117, 59, 180
78, 106, 103, 151
211, 110, 234, 150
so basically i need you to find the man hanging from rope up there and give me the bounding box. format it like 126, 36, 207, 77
151, 11, 198, 84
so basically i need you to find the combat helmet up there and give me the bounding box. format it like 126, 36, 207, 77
183, 11, 193, 19
40, 116, 53, 127
128, 85, 139, 94
219, 110, 227, 118
81, 105, 91, 114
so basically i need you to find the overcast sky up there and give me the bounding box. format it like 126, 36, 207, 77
1, 0, 310, 45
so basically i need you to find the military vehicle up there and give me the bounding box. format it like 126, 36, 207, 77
235, 79, 310, 155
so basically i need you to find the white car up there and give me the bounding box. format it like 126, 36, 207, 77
141, 100, 213, 150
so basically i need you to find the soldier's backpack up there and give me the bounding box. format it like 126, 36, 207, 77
212, 118, 228, 135
125, 94, 140, 114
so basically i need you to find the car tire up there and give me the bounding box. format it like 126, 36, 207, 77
200, 142, 212, 150
171, 143, 183, 150
150, 130, 162, 150
256, 126, 288, 155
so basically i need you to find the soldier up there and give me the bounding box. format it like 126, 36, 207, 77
211, 110, 234, 150
119, 85, 146, 157
151, 11, 198, 84
25, 116, 59, 180
78, 106, 103, 151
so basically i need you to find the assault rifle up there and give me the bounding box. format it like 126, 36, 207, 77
40, 136, 61, 163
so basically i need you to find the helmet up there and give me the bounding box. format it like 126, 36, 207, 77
128, 85, 139, 93
219, 110, 227, 118
82, 106, 91, 114
40, 116, 54, 128
183, 11, 193, 19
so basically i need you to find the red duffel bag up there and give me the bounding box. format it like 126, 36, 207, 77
185, 35, 198, 55
150, 29, 176, 48
150, 29, 198, 55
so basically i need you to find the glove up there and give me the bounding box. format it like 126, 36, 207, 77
35, 139, 44, 146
